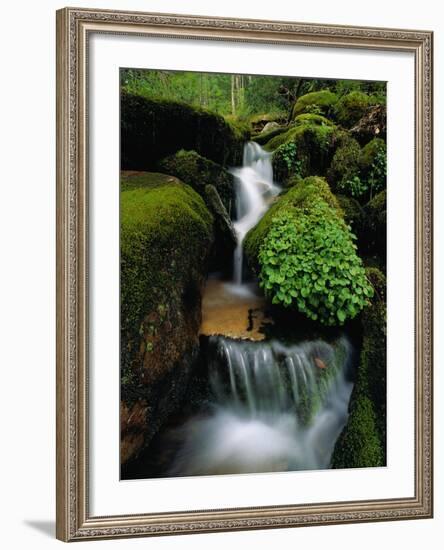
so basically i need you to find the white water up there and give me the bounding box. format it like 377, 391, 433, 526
164, 142, 354, 478
169, 337, 354, 476
230, 142, 280, 285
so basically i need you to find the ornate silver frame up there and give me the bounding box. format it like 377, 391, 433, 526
56, 7, 433, 542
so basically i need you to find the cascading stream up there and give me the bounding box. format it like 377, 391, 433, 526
164, 142, 355, 478
169, 336, 354, 476
230, 142, 280, 285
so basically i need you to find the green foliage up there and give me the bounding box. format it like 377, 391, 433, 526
292, 90, 338, 118
360, 138, 387, 198
327, 137, 362, 191
266, 124, 337, 184
275, 141, 303, 178
258, 206, 372, 325
245, 176, 373, 326
337, 175, 368, 199
333, 91, 371, 128
328, 136, 386, 202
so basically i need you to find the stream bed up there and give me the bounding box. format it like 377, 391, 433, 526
122, 142, 356, 479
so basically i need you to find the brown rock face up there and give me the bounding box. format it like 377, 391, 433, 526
350, 105, 387, 145
120, 401, 149, 465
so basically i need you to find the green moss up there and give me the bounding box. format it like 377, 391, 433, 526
244, 176, 372, 326
121, 91, 247, 171
252, 126, 288, 146
333, 91, 371, 128
362, 190, 387, 263
332, 267, 386, 468
292, 113, 335, 126
158, 149, 235, 213
245, 176, 341, 265
336, 194, 364, 241
327, 137, 362, 192
360, 138, 386, 171
121, 172, 214, 388
265, 124, 337, 184
332, 395, 383, 468
292, 90, 338, 119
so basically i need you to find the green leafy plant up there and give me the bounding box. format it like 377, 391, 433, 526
337, 175, 368, 199
279, 141, 303, 175
257, 203, 373, 325
367, 148, 387, 199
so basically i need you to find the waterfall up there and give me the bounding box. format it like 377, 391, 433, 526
162, 142, 355, 478
169, 336, 354, 476
230, 142, 280, 285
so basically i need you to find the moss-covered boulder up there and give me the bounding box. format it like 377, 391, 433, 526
332, 268, 386, 468
244, 176, 373, 326
158, 149, 235, 214
327, 137, 362, 193
120, 172, 214, 464
265, 124, 338, 184
252, 126, 288, 146
292, 113, 335, 127
336, 194, 364, 241
121, 91, 247, 171
362, 190, 387, 264
333, 91, 371, 128
291, 90, 338, 119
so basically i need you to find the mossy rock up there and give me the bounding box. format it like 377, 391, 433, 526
333, 91, 371, 128
362, 190, 386, 264
252, 126, 288, 146
291, 90, 338, 119
332, 267, 386, 468
265, 123, 338, 184
121, 91, 248, 171
121, 171, 214, 388
120, 171, 214, 463
244, 176, 373, 326
158, 149, 235, 214
360, 138, 386, 170
292, 113, 335, 127
336, 194, 364, 241
327, 137, 362, 192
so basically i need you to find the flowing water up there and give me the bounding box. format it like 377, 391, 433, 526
151, 143, 354, 478
169, 336, 354, 476
230, 142, 280, 285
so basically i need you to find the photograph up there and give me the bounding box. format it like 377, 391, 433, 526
119, 68, 387, 480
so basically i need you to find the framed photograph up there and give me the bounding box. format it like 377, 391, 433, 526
56, 7, 433, 542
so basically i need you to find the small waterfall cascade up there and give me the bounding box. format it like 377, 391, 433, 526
230, 142, 280, 285
169, 336, 354, 476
